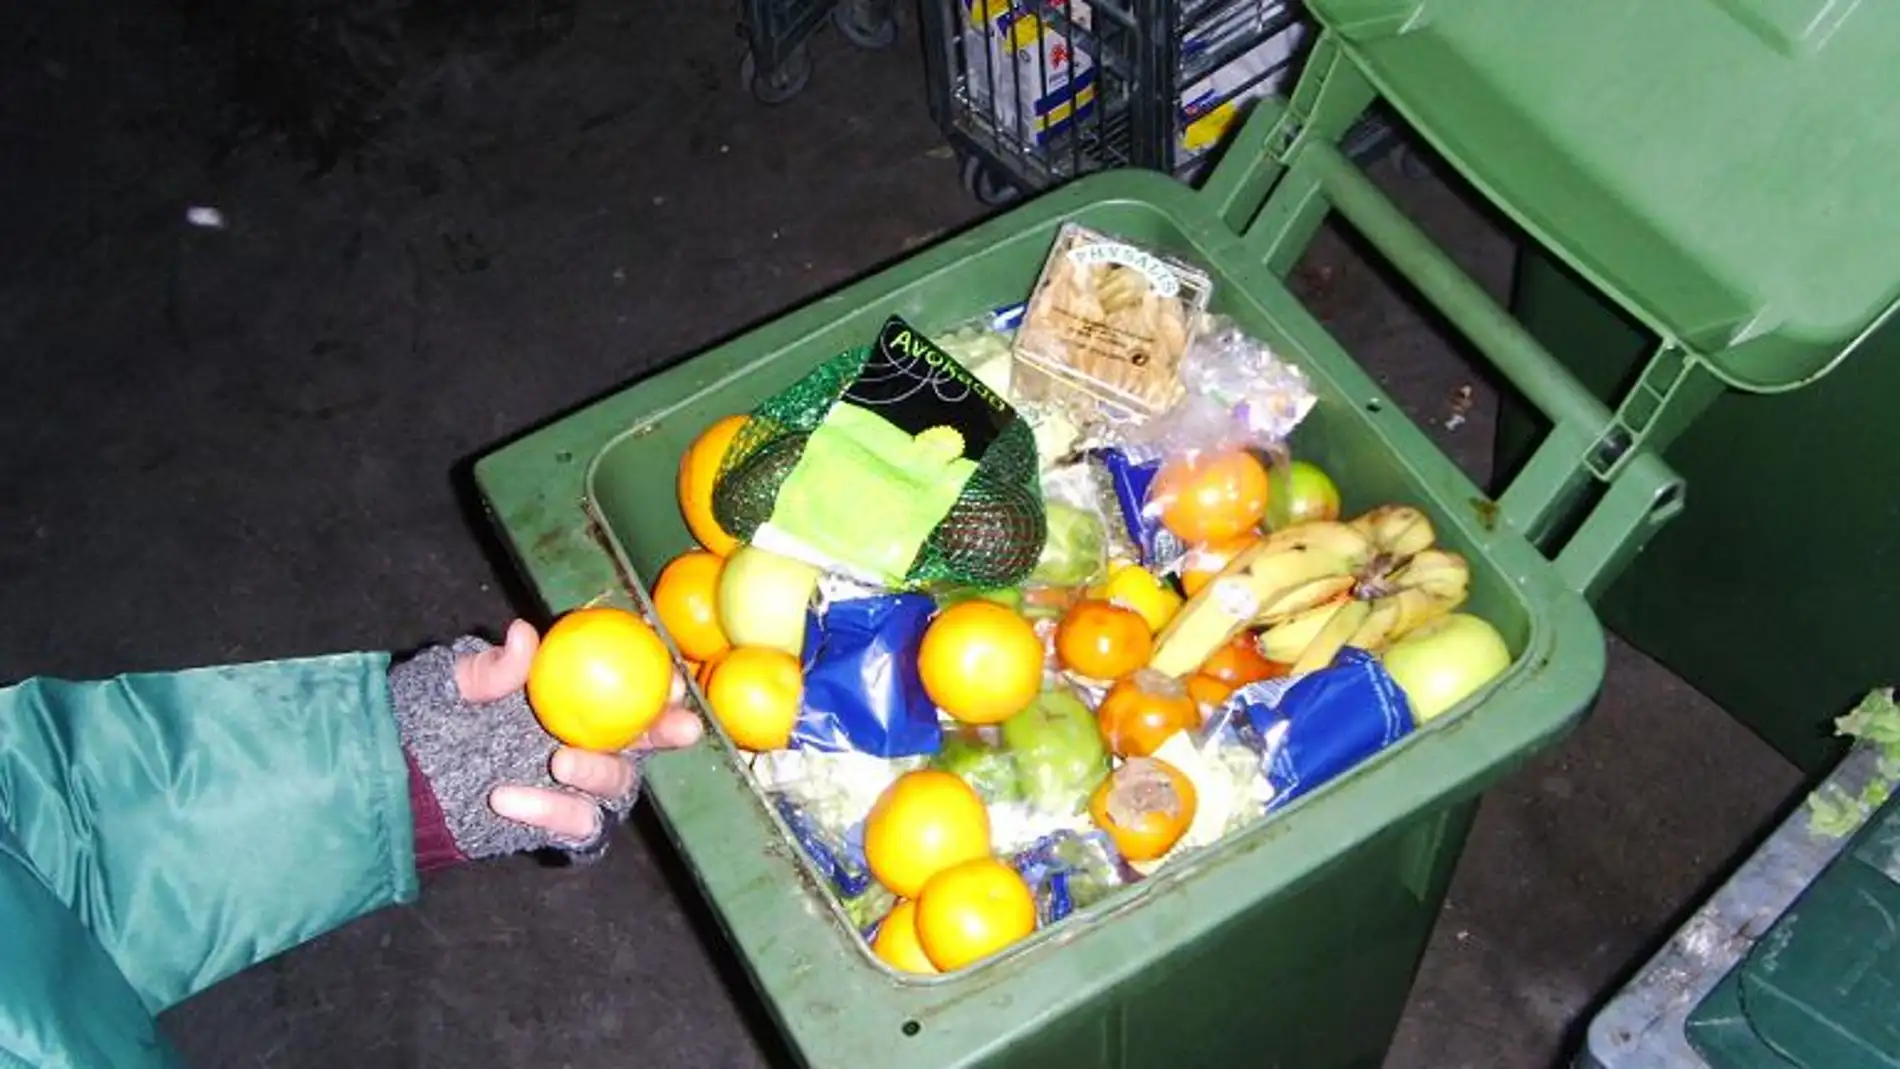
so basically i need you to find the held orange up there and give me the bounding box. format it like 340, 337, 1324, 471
863, 769, 992, 898
914, 856, 1038, 972
703, 646, 802, 752
917, 600, 1044, 725
677, 415, 747, 557
651, 549, 731, 663
871, 899, 939, 975
527, 607, 675, 752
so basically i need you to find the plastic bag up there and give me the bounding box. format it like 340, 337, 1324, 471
751, 748, 925, 832
1109, 315, 1318, 568
1122, 313, 1317, 464
930, 724, 1022, 805
772, 793, 875, 900
795, 594, 943, 759
1008, 829, 1134, 925
1001, 685, 1112, 817
1225, 647, 1415, 811
713, 314, 1047, 590
1029, 458, 1118, 588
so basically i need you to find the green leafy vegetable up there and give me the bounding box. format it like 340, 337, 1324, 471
1805, 688, 1900, 839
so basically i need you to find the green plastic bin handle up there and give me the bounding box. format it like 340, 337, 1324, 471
1207, 93, 1686, 601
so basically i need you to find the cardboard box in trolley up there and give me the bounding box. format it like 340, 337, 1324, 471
962, 0, 1097, 149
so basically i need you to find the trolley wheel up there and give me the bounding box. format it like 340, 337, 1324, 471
833, 0, 898, 49
960, 154, 1021, 208
741, 44, 812, 105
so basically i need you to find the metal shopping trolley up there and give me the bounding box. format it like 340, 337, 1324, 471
739, 0, 900, 104
920, 0, 1396, 204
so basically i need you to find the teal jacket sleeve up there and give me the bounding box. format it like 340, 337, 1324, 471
0, 652, 421, 1015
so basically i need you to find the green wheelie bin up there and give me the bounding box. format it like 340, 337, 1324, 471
472, 18, 1690, 1069
1411, 0, 1900, 776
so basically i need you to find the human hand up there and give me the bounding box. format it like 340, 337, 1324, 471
458, 619, 702, 844
391, 618, 702, 866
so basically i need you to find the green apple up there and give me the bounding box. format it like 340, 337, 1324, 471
1267, 460, 1343, 530
716, 544, 821, 656
1379, 612, 1512, 725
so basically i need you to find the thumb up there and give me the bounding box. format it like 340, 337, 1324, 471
455, 619, 540, 704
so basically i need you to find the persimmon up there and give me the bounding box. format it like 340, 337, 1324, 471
1089, 756, 1198, 862
1096, 670, 1199, 758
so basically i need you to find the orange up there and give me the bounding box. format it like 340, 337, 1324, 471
914, 856, 1038, 972
862, 769, 992, 898
1096, 670, 1200, 758
1089, 561, 1185, 633
527, 607, 676, 752
1179, 533, 1262, 598
677, 415, 747, 557
694, 652, 723, 694
651, 549, 730, 663
917, 601, 1044, 725
1054, 598, 1152, 681
1088, 756, 1198, 862
1184, 673, 1233, 709
703, 646, 802, 752
1199, 631, 1288, 690
871, 899, 939, 975
1151, 449, 1270, 544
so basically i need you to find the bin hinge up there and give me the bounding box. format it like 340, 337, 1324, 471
1584, 343, 1715, 481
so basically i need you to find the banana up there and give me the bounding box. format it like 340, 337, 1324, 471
1344, 596, 1405, 652
1349, 505, 1436, 561
1152, 500, 1472, 678
1257, 519, 1372, 565
1259, 599, 1347, 663
1349, 548, 1471, 652
1255, 574, 1356, 625
1290, 598, 1372, 676
1148, 535, 1357, 678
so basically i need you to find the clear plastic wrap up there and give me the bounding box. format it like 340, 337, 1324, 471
1007, 829, 1137, 925
1105, 313, 1320, 573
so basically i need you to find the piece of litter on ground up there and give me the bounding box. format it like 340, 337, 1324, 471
186, 207, 225, 229
925, 145, 955, 160
1443, 384, 1475, 431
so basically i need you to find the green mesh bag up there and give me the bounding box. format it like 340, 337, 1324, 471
712, 316, 1045, 590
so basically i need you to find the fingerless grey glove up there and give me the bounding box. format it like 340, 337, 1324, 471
389, 635, 638, 864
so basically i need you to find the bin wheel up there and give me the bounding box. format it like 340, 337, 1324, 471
833, 0, 898, 49
960, 154, 1021, 208
741, 45, 811, 105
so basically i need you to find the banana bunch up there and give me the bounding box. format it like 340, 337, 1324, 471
1148, 504, 1470, 679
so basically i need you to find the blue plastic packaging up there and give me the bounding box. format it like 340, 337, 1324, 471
1096, 448, 1185, 568
794, 594, 942, 758
1228, 648, 1415, 810
772, 795, 874, 899
1007, 829, 1134, 925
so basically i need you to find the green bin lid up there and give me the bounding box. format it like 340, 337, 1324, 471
1307, 0, 1900, 391
1686, 793, 1900, 1068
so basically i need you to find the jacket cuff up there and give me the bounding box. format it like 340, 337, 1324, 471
405, 749, 469, 875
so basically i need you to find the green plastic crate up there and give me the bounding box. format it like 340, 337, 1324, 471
1292, 0, 1900, 775
472, 83, 1682, 1068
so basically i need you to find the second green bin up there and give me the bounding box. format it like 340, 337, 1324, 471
1288, 0, 1900, 776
